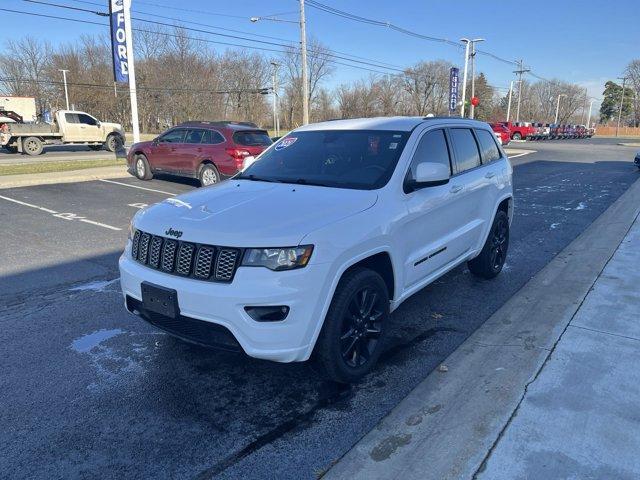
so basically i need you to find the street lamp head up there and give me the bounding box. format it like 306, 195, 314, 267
250, 16, 260, 22
472, 38, 485, 43
460, 38, 469, 43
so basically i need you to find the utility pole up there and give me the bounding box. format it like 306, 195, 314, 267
616, 76, 628, 137
468, 38, 485, 119
59, 69, 70, 110
506, 80, 514, 122
124, 0, 140, 144
513, 59, 530, 122
299, 0, 309, 125
270, 61, 280, 137
554, 94, 566, 124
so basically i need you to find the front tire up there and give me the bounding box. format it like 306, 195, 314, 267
105, 134, 121, 152
512, 132, 522, 140
468, 210, 509, 279
134, 154, 153, 180
314, 268, 389, 383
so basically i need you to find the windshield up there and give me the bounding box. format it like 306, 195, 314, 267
238, 130, 410, 190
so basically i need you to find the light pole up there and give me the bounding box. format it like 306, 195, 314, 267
586, 99, 595, 128
554, 94, 567, 124
468, 38, 485, 119
250, 1, 309, 125
460, 39, 471, 117
270, 61, 281, 137
506, 80, 514, 122
616, 76, 628, 137
58, 69, 70, 110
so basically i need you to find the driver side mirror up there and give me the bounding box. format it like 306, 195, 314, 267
405, 162, 450, 192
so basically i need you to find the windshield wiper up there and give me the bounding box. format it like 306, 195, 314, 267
288, 178, 329, 187
237, 174, 279, 183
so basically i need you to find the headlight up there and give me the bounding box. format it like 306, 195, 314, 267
242, 245, 313, 271
128, 220, 135, 241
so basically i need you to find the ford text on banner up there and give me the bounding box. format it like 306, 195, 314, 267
449, 67, 459, 113
109, 0, 129, 84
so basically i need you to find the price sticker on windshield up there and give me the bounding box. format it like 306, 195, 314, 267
275, 137, 297, 151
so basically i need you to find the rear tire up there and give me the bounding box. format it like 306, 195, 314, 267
134, 154, 153, 180
314, 268, 390, 383
23, 137, 43, 156
468, 210, 509, 279
512, 132, 522, 140
198, 163, 220, 187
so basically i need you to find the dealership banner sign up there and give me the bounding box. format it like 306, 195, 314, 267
449, 67, 459, 113
109, 0, 130, 83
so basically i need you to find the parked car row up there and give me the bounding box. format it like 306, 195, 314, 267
526, 123, 594, 141
490, 121, 594, 143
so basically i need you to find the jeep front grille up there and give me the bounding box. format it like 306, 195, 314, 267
131, 229, 241, 283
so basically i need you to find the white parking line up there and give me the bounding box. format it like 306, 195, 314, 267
99, 179, 176, 196
0, 194, 122, 231
509, 151, 535, 159
0, 195, 58, 214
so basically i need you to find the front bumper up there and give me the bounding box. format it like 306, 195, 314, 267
119, 251, 333, 363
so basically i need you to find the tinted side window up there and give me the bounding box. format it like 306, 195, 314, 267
202, 130, 225, 144
475, 129, 501, 163
78, 114, 97, 126
185, 129, 204, 144
233, 131, 272, 146
159, 129, 186, 143
65, 113, 80, 124
449, 128, 481, 173
406, 129, 451, 183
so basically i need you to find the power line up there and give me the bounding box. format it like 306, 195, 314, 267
0, 76, 273, 95
4, 6, 411, 77
305, 0, 518, 66
17, 2, 414, 75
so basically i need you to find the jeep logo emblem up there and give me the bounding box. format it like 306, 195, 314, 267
165, 228, 183, 239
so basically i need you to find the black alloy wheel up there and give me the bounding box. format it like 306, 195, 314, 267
340, 286, 384, 368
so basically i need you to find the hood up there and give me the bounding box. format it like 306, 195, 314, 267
134, 180, 378, 247
101, 121, 124, 132
131, 140, 154, 150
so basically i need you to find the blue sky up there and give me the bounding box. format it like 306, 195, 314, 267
3, 0, 639, 103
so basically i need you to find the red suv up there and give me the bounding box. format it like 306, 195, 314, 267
127, 121, 272, 186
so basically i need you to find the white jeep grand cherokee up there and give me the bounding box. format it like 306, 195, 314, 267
119, 117, 513, 382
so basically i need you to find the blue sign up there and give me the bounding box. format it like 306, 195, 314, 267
449, 67, 459, 113
109, 0, 129, 83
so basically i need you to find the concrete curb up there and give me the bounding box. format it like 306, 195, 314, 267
0, 165, 130, 189
323, 176, 640, 480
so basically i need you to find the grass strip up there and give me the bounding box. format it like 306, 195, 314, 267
0, 158, 126, 176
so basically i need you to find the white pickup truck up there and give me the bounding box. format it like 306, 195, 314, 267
0, 110, 125, 155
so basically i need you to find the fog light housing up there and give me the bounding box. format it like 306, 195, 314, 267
244, 305, 290, 322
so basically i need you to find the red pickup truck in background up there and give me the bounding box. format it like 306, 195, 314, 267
499, 121, 537, 140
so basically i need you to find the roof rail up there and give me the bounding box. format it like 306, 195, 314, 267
177, 120, 258, 128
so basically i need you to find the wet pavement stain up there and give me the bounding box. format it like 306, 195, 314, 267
370, 433, 412, 462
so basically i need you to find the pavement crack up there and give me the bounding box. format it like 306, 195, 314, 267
471, 211, 638, 479
568, 324, 640, 343
193, 382, 353, 480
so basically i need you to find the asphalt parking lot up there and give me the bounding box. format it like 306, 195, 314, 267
1, 139, 639, 479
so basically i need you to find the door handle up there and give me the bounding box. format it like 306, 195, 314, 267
485, 171, 496, 179
196, 147, 203, 152
170, 147, 176, 151
450, 185, 463, 194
